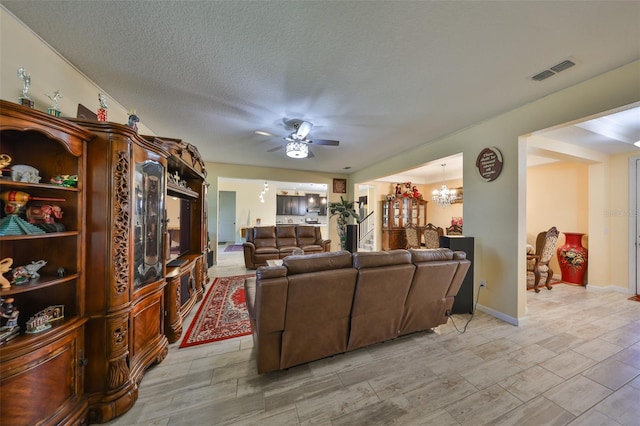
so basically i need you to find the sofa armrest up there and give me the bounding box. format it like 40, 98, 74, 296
320, 239, 331, 252
255, 266, 288, 333
243, 242, 257, 268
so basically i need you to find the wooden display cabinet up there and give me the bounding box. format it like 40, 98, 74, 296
0, 100, 92, 425
381, 197, 428, 250
143, 136, 208, 344
71, 120, 169, 424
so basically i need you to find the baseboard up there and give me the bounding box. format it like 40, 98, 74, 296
585, 284, 634, 295
475, 303, 519, 326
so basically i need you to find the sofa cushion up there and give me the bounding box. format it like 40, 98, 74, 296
283, 250, 353, 275
352, 249, 412, 268
409, 248, 454, 262
348, 250, 415, 351
276, 226, 297, 248
296, 225, 318, 246
253, 226, 277, 248
280, 266, 358, 370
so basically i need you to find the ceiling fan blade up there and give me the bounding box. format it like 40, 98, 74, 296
311, 139, 340, 146
266, 145, 283, 152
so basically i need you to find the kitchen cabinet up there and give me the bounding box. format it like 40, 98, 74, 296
276, 195, 309, 216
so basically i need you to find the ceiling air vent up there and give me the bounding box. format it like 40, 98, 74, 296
531, 70, 555, 82
550, 59, 575, 73
531, 58, 576, 82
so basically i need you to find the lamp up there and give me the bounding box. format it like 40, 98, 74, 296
432, 164, 457, 208
258, 181, 269, 203
285, 141, 309, 158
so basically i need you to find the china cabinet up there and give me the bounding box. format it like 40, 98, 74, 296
143, 136, 208, 344
0, 100, 92, 425
71, 119, 169, 424
381, 197, 427, 250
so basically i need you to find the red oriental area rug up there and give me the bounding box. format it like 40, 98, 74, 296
179, 274, 254, 348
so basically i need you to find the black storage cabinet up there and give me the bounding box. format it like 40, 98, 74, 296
440, 235, 474, 314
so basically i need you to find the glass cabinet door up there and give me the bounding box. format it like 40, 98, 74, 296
382, 201, 389, 227
392, 199, 400, 227
134, 160, 165, 288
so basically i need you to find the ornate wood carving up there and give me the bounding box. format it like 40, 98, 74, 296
107, 357, 129, 390
113, 150, 130, 295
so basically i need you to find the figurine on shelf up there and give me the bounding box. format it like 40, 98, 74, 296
50, 174, 78, 187
0, 258, 13, 289
26, 311, 51, 334
0, 154, 11, 178
26, 204, 63, 224
0, 297, 20, 343
12, 260, 47, 285
127, 109, 139, 132
46, 90, 62, 117
17, 67, 33, 108
97, 93, 108, 121
10, 164, 41, 183
395, 183, 402, 196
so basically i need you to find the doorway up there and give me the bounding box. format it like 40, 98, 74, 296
219, 191, 236, 244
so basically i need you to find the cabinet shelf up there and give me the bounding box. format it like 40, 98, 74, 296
0, 230, 79, 241
0, 273, 79, 296
167, 181, 199, 198
0, 315, 85, 354
0, 180, 80, 192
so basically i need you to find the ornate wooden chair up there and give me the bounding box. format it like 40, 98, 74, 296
527, 226, 560, 292
423, 223, 443, 249
446, 224, 463, 235
404, 223, 421, 249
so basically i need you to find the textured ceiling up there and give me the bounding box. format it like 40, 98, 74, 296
3, 1, 639, 177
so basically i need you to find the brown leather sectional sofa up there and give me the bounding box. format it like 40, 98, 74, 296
244, 248, 471, 373
242, 225, 331, 268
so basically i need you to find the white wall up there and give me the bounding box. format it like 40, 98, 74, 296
350, 60, 640, 323
0, 8, 153, 134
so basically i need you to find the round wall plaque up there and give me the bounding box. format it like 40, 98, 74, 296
476, 147, 503, 182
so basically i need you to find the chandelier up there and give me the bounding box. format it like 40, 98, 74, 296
285, 141, 309, 158
432, 164, 457, 208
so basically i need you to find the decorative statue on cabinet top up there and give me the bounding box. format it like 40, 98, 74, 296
127, 109, 140, 132
46, 90, 62, 117
17, 67, 33, 108
97, 93, 108, 121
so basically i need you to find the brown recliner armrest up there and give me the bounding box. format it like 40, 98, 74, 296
320, 239, 331, 252
243, 242, 257, 269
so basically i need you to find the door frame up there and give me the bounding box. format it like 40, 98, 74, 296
629, 156, 640, 295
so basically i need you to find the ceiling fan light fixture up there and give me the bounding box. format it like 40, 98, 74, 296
285, 141, 309, 158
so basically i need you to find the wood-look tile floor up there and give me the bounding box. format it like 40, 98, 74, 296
106, 249, 640, 425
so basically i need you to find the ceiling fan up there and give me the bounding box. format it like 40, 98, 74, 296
266, 119, 340, 159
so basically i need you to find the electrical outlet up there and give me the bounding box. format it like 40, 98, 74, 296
479, 280, 487, 288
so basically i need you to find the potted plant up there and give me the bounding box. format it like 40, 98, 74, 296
329, 196, 361, 250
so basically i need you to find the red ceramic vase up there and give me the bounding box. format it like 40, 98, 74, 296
557, 232, 588, 285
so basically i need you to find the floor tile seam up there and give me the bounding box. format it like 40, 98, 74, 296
584, 369, 640, 392
494, 390, 577, 422
542, 374, 614, 412
440, 383, 521, 425
536, 361, 585, 383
